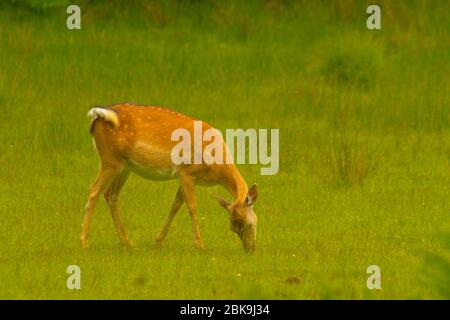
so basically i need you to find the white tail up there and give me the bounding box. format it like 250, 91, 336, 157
87, 107, 120, 128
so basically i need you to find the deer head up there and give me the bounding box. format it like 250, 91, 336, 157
217, 184, 258, 253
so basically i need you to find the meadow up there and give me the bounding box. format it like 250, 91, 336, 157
0, 0, 449, 299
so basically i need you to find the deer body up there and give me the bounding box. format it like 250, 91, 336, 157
82, 103, 258, 252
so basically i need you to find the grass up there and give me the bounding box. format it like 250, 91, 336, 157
421, 234, 450, 299
0, 0, 449, 299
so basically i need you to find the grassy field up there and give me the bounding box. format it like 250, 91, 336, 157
0, 0, 449, 299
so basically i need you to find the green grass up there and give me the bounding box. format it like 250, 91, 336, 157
0, 0, 449, 299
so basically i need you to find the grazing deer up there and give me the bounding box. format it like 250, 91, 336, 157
82, 103, 258, 252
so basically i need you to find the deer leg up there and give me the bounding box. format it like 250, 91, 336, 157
104, 169, 133, 247
81, 164, 123, 249
156, 187, 184, 245
179, 173, 204, 249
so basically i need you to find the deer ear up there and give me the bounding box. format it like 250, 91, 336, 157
216, 196, 231, 211
245, 183, 258, 206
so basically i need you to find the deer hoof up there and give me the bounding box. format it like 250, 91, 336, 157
122, 239, 134, 248
195, 240, 205, 250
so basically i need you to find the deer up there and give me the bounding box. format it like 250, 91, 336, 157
82, 103, 258, 252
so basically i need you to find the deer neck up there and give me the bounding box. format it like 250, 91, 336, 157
222, 165, 248, 205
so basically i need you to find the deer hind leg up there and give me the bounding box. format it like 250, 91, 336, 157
156, 187, 184, 246
179, 173, 204, 249
81, 164, 123, 249
104, 169, 133, 248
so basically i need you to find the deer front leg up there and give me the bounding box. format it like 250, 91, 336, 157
178, 173, 204, 249
156, 187, 184, 245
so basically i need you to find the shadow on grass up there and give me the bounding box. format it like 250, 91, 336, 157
421, 233, 450, 299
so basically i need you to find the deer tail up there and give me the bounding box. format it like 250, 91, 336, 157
87, 106, 120, 132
